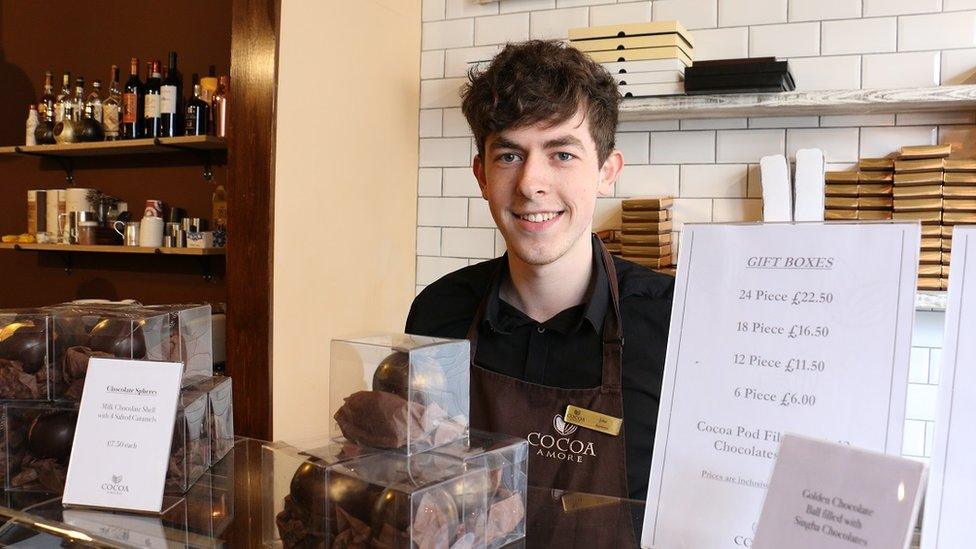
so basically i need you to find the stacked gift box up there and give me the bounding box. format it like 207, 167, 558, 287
621, 197, 673, 269
0, 303, 233, 497
824, 170, 860, 220
569, 21, 693, 98
684, 57, 795, 94
941, 159, 976, 288
893, 144, 950, 290
597, 229, 622, 256
264, 334, 529, 549
857, 158, 894, 220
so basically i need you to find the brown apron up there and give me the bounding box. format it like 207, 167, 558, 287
465, 240, 630, 499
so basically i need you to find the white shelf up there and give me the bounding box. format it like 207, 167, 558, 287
619, 85, 976, 121
916, 291, 947, 312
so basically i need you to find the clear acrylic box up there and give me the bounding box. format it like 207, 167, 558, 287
166, 386, 211, 494
330, 334, 470, 455
262, 437, 382, 548
47, 303, 213, 401
0, 309, 52, 400
3, 402, 79, 492
192, 375, 234, 464
432, 430, 529, 548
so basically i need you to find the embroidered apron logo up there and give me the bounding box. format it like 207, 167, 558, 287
552, 413, 578, 436
526, 413, 596, 463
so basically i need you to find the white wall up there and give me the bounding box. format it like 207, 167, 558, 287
417, 0, 968, 460
273, 0, 421, 440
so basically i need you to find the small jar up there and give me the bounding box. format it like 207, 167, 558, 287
77, 221, 98, 245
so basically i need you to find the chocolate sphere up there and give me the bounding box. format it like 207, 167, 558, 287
372, 352, 448, 404
0, 322, 46, 374
27, 410, 78, 463
291, 461, 377, 526
88, 318, 146, 359
449, 471, 494, 514
371, 486, 459, 539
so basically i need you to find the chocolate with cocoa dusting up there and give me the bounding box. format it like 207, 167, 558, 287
333, 391, 426, 449
4, 405, 78, 493
0, 359, 44, 399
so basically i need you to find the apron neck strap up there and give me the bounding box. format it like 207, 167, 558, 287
466, 237, 625, 392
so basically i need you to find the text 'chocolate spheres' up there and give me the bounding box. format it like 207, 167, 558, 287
27, 410, 78, 463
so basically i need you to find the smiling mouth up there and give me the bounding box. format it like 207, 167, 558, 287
516, 211, 564, 223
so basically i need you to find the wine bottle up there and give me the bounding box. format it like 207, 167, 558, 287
143, 60, 163, 138
103, 65, 122, 141
121, 58, 143, 139
86, 79, 103, 124
184, 74, 209, 136
71, 77, 85, 123
160, 51, 182, 137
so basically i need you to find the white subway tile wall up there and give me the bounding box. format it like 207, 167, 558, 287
415, 0, 969, 460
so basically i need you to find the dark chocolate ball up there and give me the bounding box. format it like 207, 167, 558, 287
27, 410, 78, 463
88, 318, 147, 359
290, 461, 377, 526
372, 486, 459, 539
0, 322, 46, 374
372, 351, 448, 404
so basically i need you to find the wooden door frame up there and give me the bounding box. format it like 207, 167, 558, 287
227, 0, 279, 441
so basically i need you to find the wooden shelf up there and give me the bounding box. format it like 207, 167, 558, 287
619, 85, 976, 121
0, 135, 225, 158
0, 243, 225, 256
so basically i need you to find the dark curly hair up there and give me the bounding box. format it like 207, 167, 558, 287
461, 40, 621, 166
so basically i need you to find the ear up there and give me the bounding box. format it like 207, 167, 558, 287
597, 149, 623, 197
473, 154, 489, 200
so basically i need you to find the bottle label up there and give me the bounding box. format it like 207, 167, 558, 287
123, 93, 137, 123
104, 104, 120, 136
92, 104, 103, 123
185, 105, 198, 135
145, 94, 161, 118
160, 86, 177, 114
55, 104, 64, 124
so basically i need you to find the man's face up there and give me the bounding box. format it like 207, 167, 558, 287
473, 110, 623, 267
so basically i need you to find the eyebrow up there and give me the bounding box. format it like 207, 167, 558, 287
489, 135, 586, 151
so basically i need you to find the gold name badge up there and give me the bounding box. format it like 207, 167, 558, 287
564, 405, 622, 436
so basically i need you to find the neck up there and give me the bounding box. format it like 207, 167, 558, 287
501, 233, 594, 322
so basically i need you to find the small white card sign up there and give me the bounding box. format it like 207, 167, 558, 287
63, 358, 184, 513
921, 226, 976, 549
754, 434, 925, 549
641, 222, 920, 549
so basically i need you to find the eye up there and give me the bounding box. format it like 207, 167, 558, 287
555, 152, 575, 161
498, 153, 521, 163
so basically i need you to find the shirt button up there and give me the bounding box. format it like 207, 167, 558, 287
537, 326, 546, 334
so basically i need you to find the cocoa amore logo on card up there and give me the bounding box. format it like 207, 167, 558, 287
526, 413, 596, 463
100, 474, 130, 494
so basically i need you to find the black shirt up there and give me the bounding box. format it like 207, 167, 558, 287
405, 235, 674, 500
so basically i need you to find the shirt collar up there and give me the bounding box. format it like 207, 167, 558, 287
482, 234, 610, 335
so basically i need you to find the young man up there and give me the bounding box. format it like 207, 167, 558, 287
406, 40, 673, 501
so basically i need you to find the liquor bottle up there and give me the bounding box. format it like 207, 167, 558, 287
34, 103, 55, 144
200, 65, 218, 103
39, 71, 55, 120
54, 71, 71, 124
25, 105, 38, 146
212, 184, 227, 229
53, 101, 77, 144
86, 79, 103, 124
103, 65, 122, 140
184, 74, 209, 136
80, 107, 105, 142
160, 51, 182, 137
121, 57, 143, 139
71, 77, 85, 122
212, 75, 229, 138
143, 60, 163, 138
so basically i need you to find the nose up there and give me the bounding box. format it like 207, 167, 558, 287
515, 152, 549, 198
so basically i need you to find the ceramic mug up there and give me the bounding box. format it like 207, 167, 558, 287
139, 216, 164, 247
